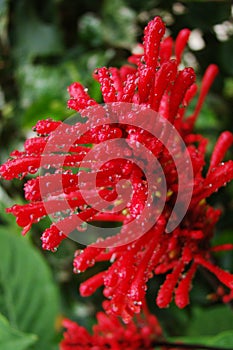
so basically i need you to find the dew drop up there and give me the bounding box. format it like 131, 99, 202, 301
110, 253, 117, 263
86, 259, 95, 267
77, 222, 87, 232
28, 166, 37, 173
112, 304, 119, 312
74, 249, 84, 257
73, 268, 81, 274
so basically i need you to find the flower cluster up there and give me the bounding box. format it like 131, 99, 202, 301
1, 17, 233, 323
60, 311, 163, 350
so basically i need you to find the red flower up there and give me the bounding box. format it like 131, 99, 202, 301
1, 17, 233, 322
60, 311, 163, 350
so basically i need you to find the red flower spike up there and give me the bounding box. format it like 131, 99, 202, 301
156, 260, 185, 308
120, 64, 137, 79
160, 36, 173, 64
138, 67, 153, 103
41, 225, 66, 251
208, 131, 233, 173
195, 256, 233, 289
211, 244, 233, 252
24, 173, 79, 201
60, 318, 93, 349
121, 73, 137, 103
1, 16, 233, 322
33, 119, 61, 135
24, 137, 47, 154
67, 82, 97, 111
150, 60, 177, 111
175, 28, 191, 65
106, 67, 124, 101
129, 238, 161, 304
74, 246, 103, 272
175, 263, 197, 308
187, 64, 219, 130
192, 160, 233, 206
93, 67, 117, 103
168, 67, 195, 122
80, 272, 105, 296
60, 310, 164, 350
183, 83, 198, 107
143, 16, 165, 69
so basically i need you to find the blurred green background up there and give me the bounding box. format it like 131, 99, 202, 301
0, 0, 233, 349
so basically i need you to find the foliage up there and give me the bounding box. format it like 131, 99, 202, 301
0, 313, 37, 350
0, 227, 59, 349
0, 0, 233, 349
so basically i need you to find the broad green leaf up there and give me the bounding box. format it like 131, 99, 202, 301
210, 330, 233, 348
168, 335, 214, 348
186, 305, 233, 336
0, 229, 59, 349
170, 330, 233, 350
0, 313, 37, 350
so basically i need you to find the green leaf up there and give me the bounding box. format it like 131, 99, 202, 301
13, 0, 63, 62
168, 335, 214, 348
0, 229, 60, 349
186, 305, 233, 336
210, 330, 233, 348
0, 313, 37, 350
170, 330, 233, 350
